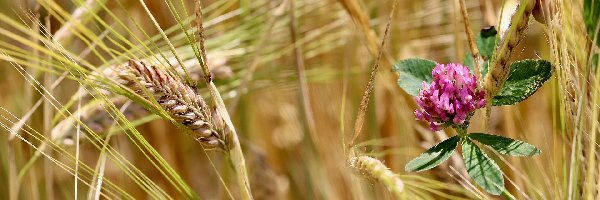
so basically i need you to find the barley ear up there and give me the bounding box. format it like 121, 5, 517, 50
119, 60, 228, 149
483, 0, 536, 126
349, 156, 405, 199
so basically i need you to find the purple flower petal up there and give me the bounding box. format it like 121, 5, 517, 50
414, 63, 486, 131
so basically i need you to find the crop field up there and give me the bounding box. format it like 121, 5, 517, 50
0, 0, 598, 199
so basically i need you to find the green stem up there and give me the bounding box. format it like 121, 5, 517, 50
501, 189, 516, 200
454, 125, 468, 137
208, 81, 253, 200
228, 141, 253, 200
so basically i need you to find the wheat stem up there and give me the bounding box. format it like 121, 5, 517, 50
350, 0, 398, 147
194, 1, 253, 199
483, 0, 535, 128
8, 0, 103, 140
458, 0, 482, 88
289, 0, 318, 147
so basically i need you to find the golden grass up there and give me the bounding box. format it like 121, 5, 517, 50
0, 0, 597, 199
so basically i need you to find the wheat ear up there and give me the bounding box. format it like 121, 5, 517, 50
483, 0, 536, 125
194, 1, 253, 199
485, 0, 536, 97
349, 155, 405, 198
118, 60, 228, 149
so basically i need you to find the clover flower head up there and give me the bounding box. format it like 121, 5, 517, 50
414, 63, 485, 131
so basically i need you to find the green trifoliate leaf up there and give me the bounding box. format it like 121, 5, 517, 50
462, 138, 505, 195
468, 133, 540, 156
392, 58, 437, 96
465, 55, 489, 77
464, 27, 497, 76
477, 27, 498, 59
492, 59, 552, 106
405, 136, 459, 172
464, 53, 475, 72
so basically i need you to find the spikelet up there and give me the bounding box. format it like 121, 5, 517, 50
484, 0, 537, 100
50, 97, 148, 145
118, 60, 228, 149
47, 54, 233, 145
349, 156, 405, 198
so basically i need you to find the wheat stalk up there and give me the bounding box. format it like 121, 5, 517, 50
118, 60, 228, 149
459, 0, 482, 87
483, 0, 536, 127
484, 0, 536, 96
48, 54, 232, 145
193, 1, 253, 199
349, 0, 397, 147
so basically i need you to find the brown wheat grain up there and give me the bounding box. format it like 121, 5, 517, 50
118, 60, 228, 149
484, 0, 536, 100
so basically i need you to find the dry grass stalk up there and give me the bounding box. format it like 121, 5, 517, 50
484, 0, 536, 100
459, 0, 482, 87
349, 155, 405, 199
288, 0, 322, 159
337, 0, 378, 54
350, 0, 397, 146
483, 0, 536, 126
194, 1, 253, 199
346, 2, 401, 198
118, 60, 228, 149
193, 0, 211, 82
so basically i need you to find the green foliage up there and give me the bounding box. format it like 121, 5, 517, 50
392, 58, 437, 96
462, 138, 505, 195
585, 0, 600, 46
477, 27, 498, 59
405, 136, 460, 172
404, 131, 541, 196
492, 59, 552, 106
464, 27, 498, 76
392, 13, 548, 198
469, 133, 541, 156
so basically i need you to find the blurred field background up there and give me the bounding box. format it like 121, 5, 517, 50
0, 0, 597, 199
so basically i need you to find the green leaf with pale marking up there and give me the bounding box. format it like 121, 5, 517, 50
464, 27, 497, 76
465, 55, 489, 77
469, 133, 541, 156
492, 59, 552, 106
462, 138, 505, 195
392, 58, 437, 96
477, 27, 498, 59
464, 53, 475, 72
405, 136, 459, 172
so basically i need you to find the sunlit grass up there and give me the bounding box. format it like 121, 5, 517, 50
0, 0, 597, 199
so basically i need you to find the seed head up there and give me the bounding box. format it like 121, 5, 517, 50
119, 60, 228, 149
